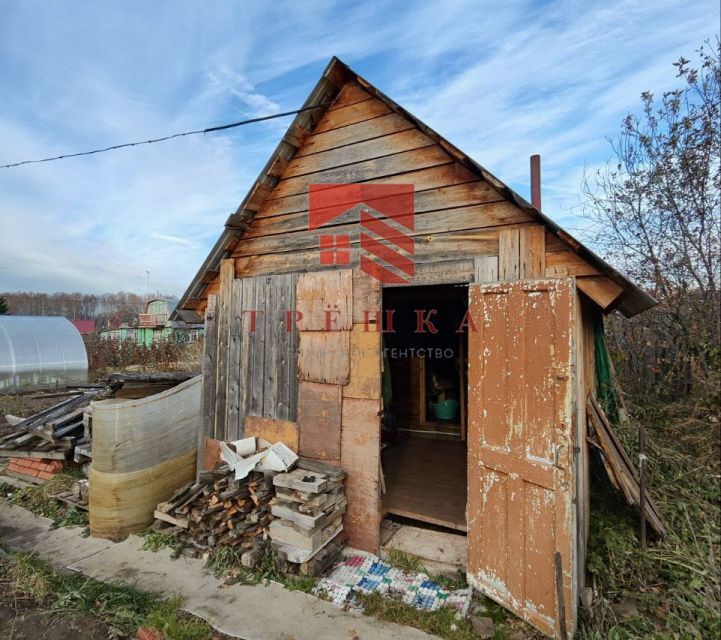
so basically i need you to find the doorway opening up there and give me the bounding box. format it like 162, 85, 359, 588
380, 283, 468, 533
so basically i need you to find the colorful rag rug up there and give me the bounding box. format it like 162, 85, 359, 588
314, 554, 472, 616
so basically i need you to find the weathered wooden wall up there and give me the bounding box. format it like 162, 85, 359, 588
295, 268, 383, 553
201, 260, 298, 443
192, 81, 617, 314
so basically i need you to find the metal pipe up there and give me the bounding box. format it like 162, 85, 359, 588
530, 154, 542, 210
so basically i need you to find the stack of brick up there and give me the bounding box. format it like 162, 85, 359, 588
269, 459, 347, 575
6, 457, 64, 483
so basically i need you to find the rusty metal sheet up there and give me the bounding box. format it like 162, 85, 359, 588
467, 278, 577, 639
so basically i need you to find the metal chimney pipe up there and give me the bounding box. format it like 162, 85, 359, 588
530, 154, 541, 210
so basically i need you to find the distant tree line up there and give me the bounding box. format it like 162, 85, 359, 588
0, 291, 178, 330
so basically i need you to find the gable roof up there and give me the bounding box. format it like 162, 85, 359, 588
173, 57, 656, 320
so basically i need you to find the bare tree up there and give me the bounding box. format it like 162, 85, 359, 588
584, 39, 720, 401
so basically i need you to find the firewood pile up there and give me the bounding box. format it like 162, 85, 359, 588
153, 464, 273, 565
270, 458, 347, 576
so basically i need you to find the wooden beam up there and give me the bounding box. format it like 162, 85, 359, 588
499, 228, 520, 281
577, 276, 624, 310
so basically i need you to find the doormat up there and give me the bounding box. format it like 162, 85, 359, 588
314, 554, 472, 616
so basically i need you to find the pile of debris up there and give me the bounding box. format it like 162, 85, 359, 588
270, 459, 347, 576
153, 465, 273, 563
0, 373, 196, 484
50, 478, 89, 511
0, 389, 106, 482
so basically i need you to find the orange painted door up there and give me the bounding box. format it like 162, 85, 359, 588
467, 279, 577, 639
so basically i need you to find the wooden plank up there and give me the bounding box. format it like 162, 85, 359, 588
213, 260, 234, 439
341, 397, 381, 553
226, 278, 244, 440
298, 331, 351, 385
576, 276, 624, 310
352, 268, 381, 323
294, 112, 415, 158
269, 146, 452, 200
400, 259, 475, 286
296, 270, 353, 331
259, 163, 481, 218
499, 228, 520, 281
546, 249, 599, 277
474, 256, 499, 283
244, 416, 299, 453
287, 274, 299, 421
297, 381, 342, 463
266, 273, 296, 419
247, 276, 268, 417
313, 96, 391, 134
235, 228, 500, 278
247, 181, 504, 237
237, 276, 257, 436
284, 129, 436, 179
236, 201, 527, 258
328, 81, 372, 109
261, 276, 280, 418
520, 225, 545, 279
344, 325, 381, 400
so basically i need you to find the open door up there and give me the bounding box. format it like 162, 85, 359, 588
467, 279, 577, 639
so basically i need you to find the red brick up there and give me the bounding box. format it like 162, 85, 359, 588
47, 461, 64, 473
135, 627, 164, 640
36, 471, 54, 480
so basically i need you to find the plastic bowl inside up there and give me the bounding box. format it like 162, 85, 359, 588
432, 399, 459, 420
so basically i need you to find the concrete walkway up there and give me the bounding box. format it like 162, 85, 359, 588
0, 504, 436, 640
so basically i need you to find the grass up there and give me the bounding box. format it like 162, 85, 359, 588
0, 551, 218, 639
0, 470, 89, 529
579, 400, 721, 639
141, 531, 317, 593
142, 528, 186, 559
360, 591, 478, 640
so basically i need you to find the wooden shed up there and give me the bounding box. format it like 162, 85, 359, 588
173, 57, 655, 638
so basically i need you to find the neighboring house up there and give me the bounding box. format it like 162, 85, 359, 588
71, 319, 96, 335
171, 58, 656, 639
102, 298, 203, 345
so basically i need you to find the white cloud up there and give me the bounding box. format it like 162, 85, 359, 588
0, 0, 717, 294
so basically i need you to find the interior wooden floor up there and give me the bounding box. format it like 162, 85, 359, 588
382, 437, 467, 532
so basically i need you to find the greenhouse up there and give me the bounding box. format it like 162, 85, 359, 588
0, 316, 88, 392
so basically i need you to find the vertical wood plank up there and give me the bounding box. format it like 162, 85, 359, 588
474, 256, 499, 283
499, 228, 520, 281
272, 273, 295, 419
237, 276, 256, 435
198, 294, 217, 475
262, 275, 281, 418
213, 259, 234, 439
287, 274, 299, 420
247, 276, 267, 417
341, 397, 381, 552
520, 226, 546, 279
226, 278, 244, 440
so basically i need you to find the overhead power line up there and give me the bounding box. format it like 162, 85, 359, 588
1, 103, 330, 169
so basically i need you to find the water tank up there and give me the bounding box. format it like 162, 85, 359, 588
0, 316, 89, 392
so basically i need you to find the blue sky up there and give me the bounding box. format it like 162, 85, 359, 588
0, 0, 717, 295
